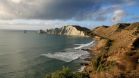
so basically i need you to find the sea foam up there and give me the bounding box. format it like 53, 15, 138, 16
41, 50, 89, 62
41, 41, 95, 62
74, 41, 95, 50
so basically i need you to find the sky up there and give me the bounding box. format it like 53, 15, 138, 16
0, 0, 139, 30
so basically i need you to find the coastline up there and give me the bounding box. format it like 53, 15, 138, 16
45, 22, 139, 78
77, 40, 95, 72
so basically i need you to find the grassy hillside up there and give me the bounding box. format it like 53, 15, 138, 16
86, 22, 139, 78
44, 22, 139, 78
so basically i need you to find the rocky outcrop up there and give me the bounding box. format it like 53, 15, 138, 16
38, 30, 46, 33
85, 22, 139, 78
46, 25, 91, 36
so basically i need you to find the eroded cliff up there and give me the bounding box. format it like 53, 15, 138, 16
46, 25, 91, 36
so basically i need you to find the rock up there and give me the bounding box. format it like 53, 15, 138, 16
38, 30, 46, 33
46, 25, 91, 36
80, 61, 90, 66
81, 48, 91, 52
83, 58, 92, 61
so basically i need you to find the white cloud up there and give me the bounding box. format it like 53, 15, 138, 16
0, 19, 92, 30
0, 0, 136, 20
112, 9, 125, 23
10, 0, 22, 3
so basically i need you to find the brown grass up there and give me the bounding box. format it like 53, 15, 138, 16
86, 22, 139, 78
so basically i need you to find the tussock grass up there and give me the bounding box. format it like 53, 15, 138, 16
45, 67, 89, 78
91, 53, 116, 72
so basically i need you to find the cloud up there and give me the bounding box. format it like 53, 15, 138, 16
11, 0, 22, 3
0, 19, 94, 30
0, 0, 138, 20
131, 16, 139, 20
112, 9, 125, 23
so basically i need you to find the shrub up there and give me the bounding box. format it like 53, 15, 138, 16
91, 53, 116, 72
45, 67, 89, 78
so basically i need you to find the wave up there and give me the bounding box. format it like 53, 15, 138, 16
78, 66, 86, 72
41, 49, 89, 62
41, 41, 95, 62
74, 41, 95, 50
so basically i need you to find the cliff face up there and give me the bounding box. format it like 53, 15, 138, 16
85, 22, 139, 78
46, 25, 91, 36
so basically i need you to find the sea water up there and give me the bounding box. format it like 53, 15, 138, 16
0, 30, 93, 78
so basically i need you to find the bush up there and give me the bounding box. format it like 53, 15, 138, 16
91, 53, 116, 72
45, 67, 89, 78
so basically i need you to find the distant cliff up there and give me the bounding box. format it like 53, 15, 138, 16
45, 25, 91, 36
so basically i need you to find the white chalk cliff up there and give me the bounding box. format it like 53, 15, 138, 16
46, 25, 90, 36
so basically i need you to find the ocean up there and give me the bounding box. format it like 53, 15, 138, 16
0, 30, 93, 78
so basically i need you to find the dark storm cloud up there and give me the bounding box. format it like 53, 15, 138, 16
0, 0, 138, 20
30, 0, 101, 20
32, 0, 132, 20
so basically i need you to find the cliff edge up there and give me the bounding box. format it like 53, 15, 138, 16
84, 22, 139, 78
46, 25, 91, 36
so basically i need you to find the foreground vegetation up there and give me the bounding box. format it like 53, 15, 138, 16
45, 67, 89, 78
